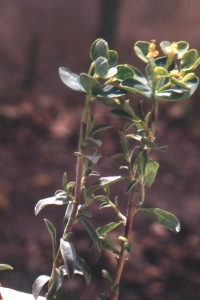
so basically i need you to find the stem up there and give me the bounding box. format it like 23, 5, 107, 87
54, 96, 91, 269
151, 97, 159, 136
64, 96, 91, 235
108, 183, 137, 300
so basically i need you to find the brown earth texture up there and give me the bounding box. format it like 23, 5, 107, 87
0, 1, 200, 300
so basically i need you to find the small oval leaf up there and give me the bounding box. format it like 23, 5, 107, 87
113, 65, 134, 81
181, 49, 199, 71
97, 222, 121, 236
32, 275, 51, 300
79, 217, 101, 260
60, 239, 76, 280
44, 219, 57, 260
75, 255, 91, 285
59, 67, 85, 92
54, 287, 67, 300
108, 50, 118, 67
138, 208, 180, 232
79, 73, 102, 96
120, 78, 153, 99
95, 57, 109, 78
125, 179, 138, 194
35, 197, 72, 215
134, 41, 151, 63
47, 268, 63, 300
90, 124, 113, 136
98, 85, 127, 98
90, 39, 109, 61
0, 264, 13, 271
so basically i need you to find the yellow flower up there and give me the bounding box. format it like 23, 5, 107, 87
165, 42, 178, 59
170, 70, 181, 78
146, 40, 159, 58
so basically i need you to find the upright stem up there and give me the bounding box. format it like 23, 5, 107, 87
63, 96, 91, 235
108, 183, 137, 300
151, 97, 158, 137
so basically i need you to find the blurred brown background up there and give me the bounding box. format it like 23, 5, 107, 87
0, 1, 200, 299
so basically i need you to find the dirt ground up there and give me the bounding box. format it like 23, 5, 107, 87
0, 87, 200, 300
0, 1, 200, 300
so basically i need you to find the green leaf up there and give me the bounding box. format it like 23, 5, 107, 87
85, 138, 102, 148
159, 41, 171, 56
144, 160, 159, 187
111, 283, 119, 298
54, 287, 67, 300
59, 67, 85, 92
121, 241, 131, 253
154, 67, 170, 78
181, 73, 195, 82
97, 222, 121, 236
60, 239, 76, 279
176, 41, 189, 58
32, 275, 51, 300
124, 122, 134, 131
90, 176, 125, 194
127, 64, 148, 84
47, 268, 64, 300
79, 217, 101, 260
108, 50, 118, 67
74, 152, 101, 165
134, 41, 151, 63
155, 57, 175, 71
171, 77, 191, 90
0, 264, 13, 271
110, 109, 134, 120
79, 73, 102, 96
137, 150, 148, 178
137, 101, 144, 121
91, 124, 113, 136
62, 172, 67, 192
82, 187, 94, 206
90, 39, 109, 61
126, 133, 142, 142
78, 210, 92, 218
156, 77, 199, 101
44, 219, 57, 260
104, 67, 118, 78
156, 145, 168, 152
97, 97, 123, 109
59, 265, 82, 276
63, 203, 74, 227
75, 254, 91, 285
112, 65, 134, 81
141, 137, 157, 149
35, 197, 73, 215
138, 208, 180, 232
102, 235, 120, 254
120, 78, 153, 99
181, 49, 199, 71
99, 202, 111, 209
98, 85, 127, 98
119, 131, 130, 156
160, 41, 189, 59
95, 57, 109, 78
98, 292, 109, 300
192, 57, 200, 70
125, 179, 137, 193
123, 100, 137, 119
